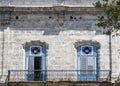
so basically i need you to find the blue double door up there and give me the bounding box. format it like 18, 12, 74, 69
25, 46, 46, 81
77, 45, 98, 81
27, 56, 46, 81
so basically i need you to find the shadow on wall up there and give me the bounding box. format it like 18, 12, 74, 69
0, 10, 104, 35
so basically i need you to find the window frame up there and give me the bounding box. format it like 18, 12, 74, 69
77, 44, 98, 81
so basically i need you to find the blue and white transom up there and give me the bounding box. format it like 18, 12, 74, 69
31, 47, 41, 55
82, 46, 92, 54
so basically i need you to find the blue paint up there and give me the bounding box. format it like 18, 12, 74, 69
25, 46, 30, 80
40, 46, 46, 81
77, 45, 98, 81
25, 46, 46, 81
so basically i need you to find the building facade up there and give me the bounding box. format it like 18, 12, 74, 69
0, 0, 120, 83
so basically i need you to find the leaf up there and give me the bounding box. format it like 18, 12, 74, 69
93, 0, 120, 35
93, 1, 102, 8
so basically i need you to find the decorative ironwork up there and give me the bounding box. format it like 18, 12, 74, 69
31, 47, 41, 55
8, 70, 110, 82
82, 46, 92, 54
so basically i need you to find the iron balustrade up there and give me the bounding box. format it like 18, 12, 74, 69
8, 70, 110, 82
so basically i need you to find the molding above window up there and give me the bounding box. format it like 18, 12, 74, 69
23, 40, 49, 49
74, 40, 100, 49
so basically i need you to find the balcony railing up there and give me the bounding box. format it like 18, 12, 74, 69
8, 70, 110, 82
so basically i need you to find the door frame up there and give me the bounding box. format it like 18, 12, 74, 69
77, 45, 98, 81
25, 46, 46, 81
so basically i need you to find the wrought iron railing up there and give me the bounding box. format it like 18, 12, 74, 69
8, 70, 110, 82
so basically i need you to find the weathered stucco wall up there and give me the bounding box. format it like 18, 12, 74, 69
111, 36, 120, 82
0, 30, 3, 75
0, 6, 120, 82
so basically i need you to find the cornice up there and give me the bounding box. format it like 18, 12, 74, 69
0, 6, 104, 14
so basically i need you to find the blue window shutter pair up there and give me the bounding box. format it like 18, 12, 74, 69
77, 45, 98, 81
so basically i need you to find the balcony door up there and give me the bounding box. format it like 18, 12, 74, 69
25, 46, 46, 81
77, 45, 98, 81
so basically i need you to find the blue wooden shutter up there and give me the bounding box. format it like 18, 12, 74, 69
25, 46, 30, 80
25, 46, 30, 70
40, 46, 46, 81
25, 46, 34, 81
77, 46, 81, 74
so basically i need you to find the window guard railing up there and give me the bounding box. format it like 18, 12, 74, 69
8, 70, 110, 82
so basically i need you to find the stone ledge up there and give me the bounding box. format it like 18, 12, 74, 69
0, 6, 104, 14
0, 81, 111, 86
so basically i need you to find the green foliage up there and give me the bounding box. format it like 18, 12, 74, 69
93, 0, 120, 35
